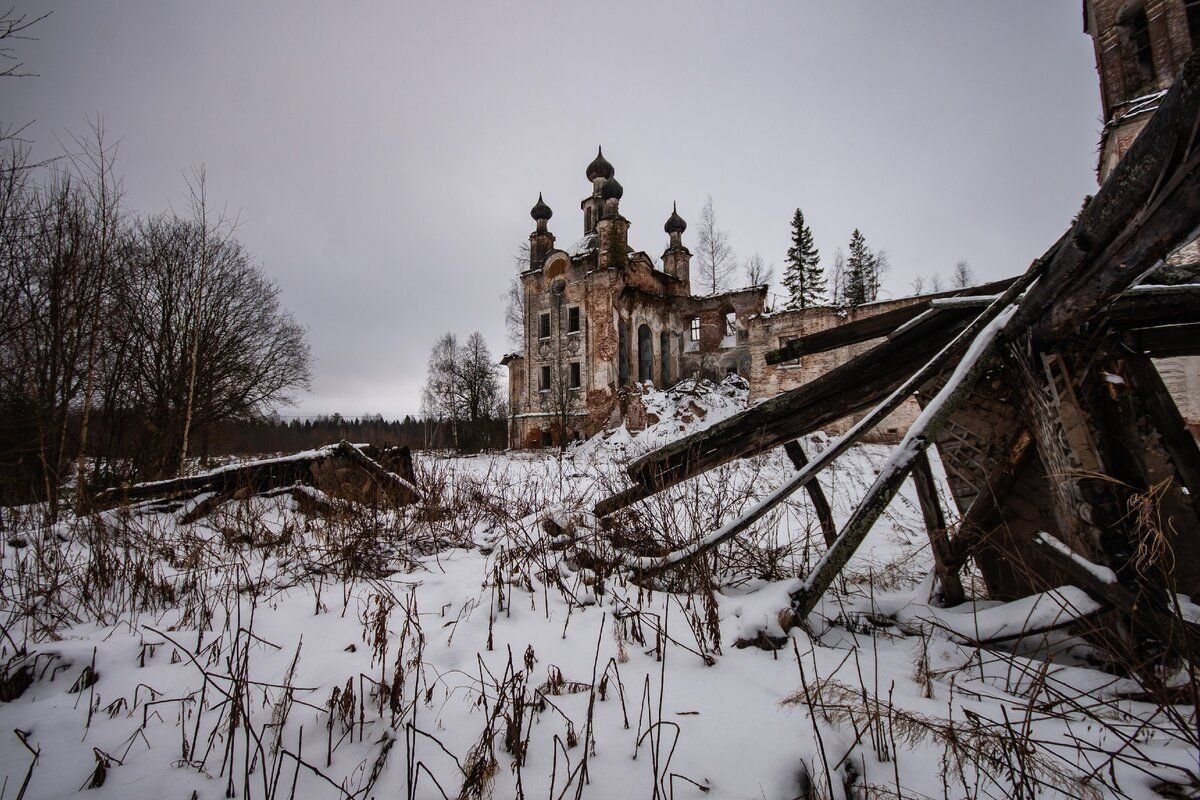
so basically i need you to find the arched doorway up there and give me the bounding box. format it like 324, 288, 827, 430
638, 324, 653, 383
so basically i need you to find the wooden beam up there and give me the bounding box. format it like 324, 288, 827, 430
766, 303, 930, 364
591, 312, 966, 517
765, 278, 1019, 364
1122, 350, 1200, 498
783, 441, 837, 547
1034, 532, 1200, 658
911, 450, 965, 606
1122, 322, 1200, 357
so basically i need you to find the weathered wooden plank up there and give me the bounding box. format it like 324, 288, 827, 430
1034, 531, 1200, 657
765, 303, 931, 364
911, 450, 965, 606
783, 441, 837, 547
765, 278, 1019, 364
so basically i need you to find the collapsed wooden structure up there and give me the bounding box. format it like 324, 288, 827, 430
588, 50, 1200, 667
96, 440, 421, 521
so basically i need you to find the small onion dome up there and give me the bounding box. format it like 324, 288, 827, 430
664, 202, 686, 234
586, 146, 615, 181
530, 193, 552, 222
601, 175, 624, 200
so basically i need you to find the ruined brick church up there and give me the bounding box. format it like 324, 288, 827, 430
501, 149, 769, 448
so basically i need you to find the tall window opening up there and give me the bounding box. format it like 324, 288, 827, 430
539, 365, 551, 391
659, 331, 670, 386
637, 324, 653, 383
1119, 5, 1155, 89
569, 362, 581, 389
538, 312, 551, 339
567, 306, 581, 333
689, 317, 701, 342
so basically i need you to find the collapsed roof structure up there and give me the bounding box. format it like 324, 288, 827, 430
582, 49, 1200, 669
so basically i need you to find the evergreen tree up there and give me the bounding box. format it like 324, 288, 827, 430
843, 228, 872, 307
781, 208, 824, 309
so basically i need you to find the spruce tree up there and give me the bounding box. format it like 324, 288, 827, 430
843, 228, 871, 307
781, 208, 824, 309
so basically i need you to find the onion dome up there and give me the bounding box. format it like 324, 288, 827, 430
585, 146, 615, 181
530, 193, 552, 222
664, 202, 686, 234
601, 175, 624, 200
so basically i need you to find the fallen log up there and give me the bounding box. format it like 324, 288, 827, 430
95, 441, 420, 513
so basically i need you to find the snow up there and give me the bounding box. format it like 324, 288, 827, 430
1034, 531, 1118, 584
893, 587, 1103, 642
1, 381, 1194, 799
564, 234, 596, 257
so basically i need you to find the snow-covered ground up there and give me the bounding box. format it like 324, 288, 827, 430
1, 381, 1196, 799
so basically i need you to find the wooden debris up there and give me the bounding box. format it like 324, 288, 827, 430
96, 440, 420, 516
578, 48, 1200, 671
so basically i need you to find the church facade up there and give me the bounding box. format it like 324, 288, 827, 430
502, 149, 767, 448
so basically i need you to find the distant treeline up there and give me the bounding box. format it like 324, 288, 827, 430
196, 414, 507, 457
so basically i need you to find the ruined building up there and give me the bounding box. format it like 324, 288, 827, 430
503, 150, 768, 448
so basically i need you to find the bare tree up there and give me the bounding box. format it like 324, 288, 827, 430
743, 252, 774, 288
828, 247, 846, 305
952, 259, 975, 289
421, 331, 502, 451
695, 195, 736, 295
910, 274, 926, 295
504, 243, 528, 350
929, 272, 944, 293
67, 118, 122, 508
422, 332, 462, 449
0, 7, 50, 80
116, 213, 311, 478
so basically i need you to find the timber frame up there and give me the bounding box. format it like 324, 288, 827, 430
576, 48, 1200, 670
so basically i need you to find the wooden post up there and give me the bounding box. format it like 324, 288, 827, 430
910, 450, 965, 606
783, 441, 837, 547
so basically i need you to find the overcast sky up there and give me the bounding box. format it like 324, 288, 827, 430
1, 2, 1102, 418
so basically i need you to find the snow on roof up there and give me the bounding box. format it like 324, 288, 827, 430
565, 233, 596, 258
689, 284, 769, 301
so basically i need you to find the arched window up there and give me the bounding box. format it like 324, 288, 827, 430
638, 324, 653, 383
